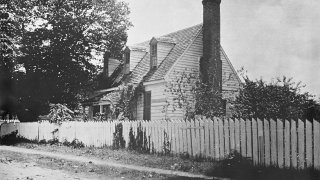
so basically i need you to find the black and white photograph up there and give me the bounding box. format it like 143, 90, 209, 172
0, 0, 319, 179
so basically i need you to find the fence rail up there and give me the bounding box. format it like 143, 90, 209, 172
1, 118, 319, 170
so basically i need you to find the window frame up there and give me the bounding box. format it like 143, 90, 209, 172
150, 43, 157, 68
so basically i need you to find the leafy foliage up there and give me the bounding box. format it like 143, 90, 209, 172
128, 123, 150, 153
206, 150, 320, 180
112, 123, 126, 149
165, 69, 232, 120
114, 84, 141, 119
8, 0, 132, 121
48, 103, 74, 124
0, 1, 17, 119
232, 76, 320, 120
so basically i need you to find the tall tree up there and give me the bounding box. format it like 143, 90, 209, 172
13, 0, 131, 121
0, 0, 16, 119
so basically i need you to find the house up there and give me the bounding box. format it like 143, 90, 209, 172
82, 0, 241, 120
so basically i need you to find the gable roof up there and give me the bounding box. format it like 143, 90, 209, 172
110, 24, 203, 86
110, 23, 241, 87
141, 24, 203, 82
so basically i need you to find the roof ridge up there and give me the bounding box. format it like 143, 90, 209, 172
131, 23, 203, 47
160, 23, 203, 38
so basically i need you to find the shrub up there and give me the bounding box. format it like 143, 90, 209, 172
62, 138, 84, 148
48, 103, 74, 124
128, 123, 150, 153
0, 131, 34, 145
162, 130, 171, 155
128, 127, 136, 150
112, 123, 126, 149
205, 150, 320, 180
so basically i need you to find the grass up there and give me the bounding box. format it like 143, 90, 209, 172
205, 150, 320, 180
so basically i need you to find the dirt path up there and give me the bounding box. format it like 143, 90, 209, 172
0, 145, 219, 180
0, 159, 92, 180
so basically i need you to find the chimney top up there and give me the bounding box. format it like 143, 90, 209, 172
202, 0, 221, 5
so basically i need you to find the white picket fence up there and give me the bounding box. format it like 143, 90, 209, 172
1, 118, 320, 170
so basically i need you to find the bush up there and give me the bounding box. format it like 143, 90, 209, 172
0, 131, 34, 145
62, 138, 84, 148
205, 150, 320, 180
48, 103, 74, 124
128, 123, 150, 153
112, 123, 126, 149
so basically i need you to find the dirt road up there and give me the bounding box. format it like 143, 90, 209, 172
0, 157, 92, 180
0, 146, 216, 180
0, 148, 164, 180
0, 150, 126, 180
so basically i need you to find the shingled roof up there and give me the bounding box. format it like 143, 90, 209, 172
110, 23, 240, 87
140, 24, 203, 82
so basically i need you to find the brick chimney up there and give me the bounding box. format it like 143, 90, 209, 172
103, 51, 111, 78
201, 0, 222, 93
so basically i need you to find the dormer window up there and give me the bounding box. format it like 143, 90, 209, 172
150, 44, 157, 69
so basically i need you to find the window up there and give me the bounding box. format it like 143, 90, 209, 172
150, 44, 157, 68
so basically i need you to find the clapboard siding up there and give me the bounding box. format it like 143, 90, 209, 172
143, 82, 166, 120
165, 30, 241, 119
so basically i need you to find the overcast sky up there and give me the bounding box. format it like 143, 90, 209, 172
122, 0, 320, 98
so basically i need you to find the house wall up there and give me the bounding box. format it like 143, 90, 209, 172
165, 31, 203, 120
136, 81, 166, 120
165, 30, 241, 119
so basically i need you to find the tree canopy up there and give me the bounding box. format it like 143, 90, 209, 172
6, 0, 131, 121
232, 76, 320, 120
0, 1, 17, 119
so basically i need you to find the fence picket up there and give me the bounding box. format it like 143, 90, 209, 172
257, 119, 264, 165
219, 118, 224, 159
246, 119, 252, 158
193, 120, 199, 156
178, 120, 183, 154
314, 120, 320, 170
229, 119, 235, 151
224, 118, 230, 156
298, 119, 305, 169
284, 119, 290, 168
235, 118, 240, 153
174, 120, 178, 154
291, 120, 298, 168
200, 118, 205, 156
270, 119, 277, 166
240, 118, 246, 157
209, 119, 215, 158
252, 118, 258, 165
168, 120, 173, 154
277, 119, 284, 168
306, 120, 313, 167
187, 120, 192, 156
204, 118, 210, 157
264, 119, 271, 166
214, 118, 220, 160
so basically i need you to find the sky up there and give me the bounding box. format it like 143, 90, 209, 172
122, 0, 320, 98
